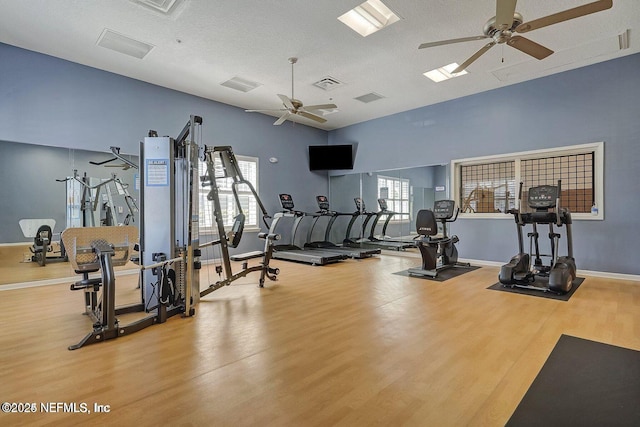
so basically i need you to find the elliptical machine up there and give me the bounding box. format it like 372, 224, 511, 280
408, 200, 469, 278
499, 180, 576, 294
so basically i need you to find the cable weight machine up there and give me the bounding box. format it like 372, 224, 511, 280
63, 115, 279, 350
199, 145, 279, 295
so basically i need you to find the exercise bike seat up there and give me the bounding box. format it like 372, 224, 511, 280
34, 225, 53, 249
414, 210, 452, 244
416, 209, 438, 237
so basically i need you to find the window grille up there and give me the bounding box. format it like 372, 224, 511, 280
453, 142, 602, 219
460, 161, 515, 213
198, 155, 259, 230
520, 152, 594, 213
377, 175, 410, 221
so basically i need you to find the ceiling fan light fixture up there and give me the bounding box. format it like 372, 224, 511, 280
338, 0, 401, 37
423, 63, 468, 82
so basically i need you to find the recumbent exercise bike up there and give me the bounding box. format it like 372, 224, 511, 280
408, 200, 469, 278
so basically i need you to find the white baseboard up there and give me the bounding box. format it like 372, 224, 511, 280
0, 269, 139, 291
457, 257, 640, 282
0, 241, 33, 247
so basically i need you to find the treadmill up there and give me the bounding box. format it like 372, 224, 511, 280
304, 196, 381, 259
344, 198, 414, 251
343, 197, 376, 248
368, 198, 418, 246
268, 194, 347, 265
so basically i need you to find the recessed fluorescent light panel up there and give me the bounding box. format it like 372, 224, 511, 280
423, 63, 468, 82
220, 76, 262, 92
338, 0, 401, 37
97, 29, 154, 59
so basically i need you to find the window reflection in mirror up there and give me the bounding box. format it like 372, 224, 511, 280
328, 164, 449, 248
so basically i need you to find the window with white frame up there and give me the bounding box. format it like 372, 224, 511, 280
377, 175, 410, 221
198, 155, 259, 231
452, 142, 603, 219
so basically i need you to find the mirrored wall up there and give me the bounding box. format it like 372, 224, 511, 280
324, 164, 449, 249
0, 140, 140, 243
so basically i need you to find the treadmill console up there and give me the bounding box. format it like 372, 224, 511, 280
354, 197, 365, 211
527, 185, 558, 210
279, 193, 295, 210
316, 195, 330, 211
377, 198, 388, 211
433, 200, 456, 220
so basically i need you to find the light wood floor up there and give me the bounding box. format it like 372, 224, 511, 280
0, 254, 638, 426
0, 244, 138, 286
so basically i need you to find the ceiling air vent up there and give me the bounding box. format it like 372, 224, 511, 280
96, 29, 154, 59
354, 92, 385, 103
129, 0, 185, 15
312, 76, 345, 91
220, 76, 262, 93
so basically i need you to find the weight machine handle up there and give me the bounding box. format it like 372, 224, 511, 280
258, 232, 280, 241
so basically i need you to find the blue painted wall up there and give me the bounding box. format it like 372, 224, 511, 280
329, 53, 640, 275
2, 41, 638, 275
0, 43, 329, 252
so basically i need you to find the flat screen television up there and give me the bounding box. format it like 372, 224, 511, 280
308, 145, 354, 171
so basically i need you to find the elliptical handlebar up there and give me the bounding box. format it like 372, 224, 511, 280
444, 207, 460, 223
555, 179, 563, 227
506, 182, 524, 225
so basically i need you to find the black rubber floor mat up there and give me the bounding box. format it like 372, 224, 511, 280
393, 265, 480, 282
487, 277, 584, 301
507, 334, 640, 426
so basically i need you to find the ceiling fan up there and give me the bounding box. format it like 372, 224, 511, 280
418, 0, 613, 74
245, 57, 337, 126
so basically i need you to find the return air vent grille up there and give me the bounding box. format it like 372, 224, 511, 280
220, 76, 262, 92
96, 29, 154, 59
354, 92, 385, 103
312, 76, 345, 91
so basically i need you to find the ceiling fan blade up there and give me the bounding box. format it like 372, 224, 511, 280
297, 111, 327, 124
419, 35, 488, 49
303, 103, 338, 111
273, 112, 291, 126
277, 94, 294, 110
496, 0, 518, 30
507, 36, 553, 59
452, 41, 496, 73
516, 0, 612, 33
